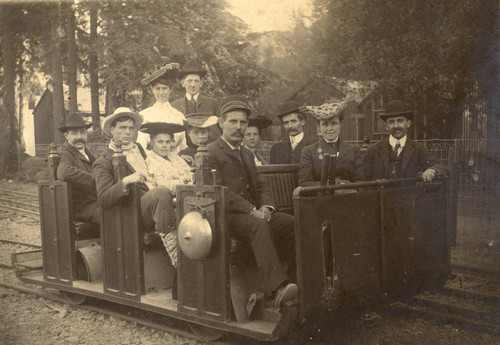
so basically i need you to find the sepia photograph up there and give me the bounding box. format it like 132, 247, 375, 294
0, 0, 499, 344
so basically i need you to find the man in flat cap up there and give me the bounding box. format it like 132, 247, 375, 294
361, 100, 446, 181
205, 96, 298, 312
178, 112, 219, 163
299, 101, 364, 186
56, 112, 99, 224
93, 108, 176, 238
243, 116, 273, 166
171, 60, 221, 144
138, 63, 187, 152
270, 101, 315, 164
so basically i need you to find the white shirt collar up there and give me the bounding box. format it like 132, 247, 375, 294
323, 137, 339, 144
289, 131, 304, 145
389, 135, 407, 148
186, 93, 199, 101
221, 136, 240, 150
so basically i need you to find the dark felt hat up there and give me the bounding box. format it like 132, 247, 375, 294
58, 112, 92, 132
248, 116, 272, 130
141, 63, 180, 86
276, 101, 301, 119
184, 113, 219, 128
178, 60, 207, 79
220, 95, 251, 117
139, 122, 185, 135
379, 100, 413, 121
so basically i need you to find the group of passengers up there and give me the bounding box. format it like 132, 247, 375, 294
56, 61, 446, 312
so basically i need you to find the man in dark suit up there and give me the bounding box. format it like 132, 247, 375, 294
171, 60, 221, 143
362, 100, 446, 181
270, 101, 315, 164
93, 107, 176, 237
56, 112, 99, 224
299, 101, 364, 186
205, 96, 298, 311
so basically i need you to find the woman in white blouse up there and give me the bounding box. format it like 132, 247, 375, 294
139, 122, 193, 268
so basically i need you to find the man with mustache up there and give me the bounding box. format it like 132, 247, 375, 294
56, 112, 99, 224
205, 96, 299, 312
270, 101, 315, 164
361, 100, 446, 181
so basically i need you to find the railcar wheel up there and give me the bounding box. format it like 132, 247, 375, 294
61, 290, 88, 305
187, 322, 225, 341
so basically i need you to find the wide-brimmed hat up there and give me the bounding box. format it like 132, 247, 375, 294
220, 95, 251, 117
248, 116, 273, 130
276, 101, 301, 119
184, 113, 219, 128
141, 62, 180, 86
178, 60, 207, 79
379, 100, 413, 121
57, 112, 92, 132
139, 122, 185, 135
302, 100, 351, 121
103, 107, 143, 136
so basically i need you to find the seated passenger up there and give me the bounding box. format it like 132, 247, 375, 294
93, 108, 176, 265
361, 100, 447, 181
205, 95, 298, 311
243, 116, 273, 166
56, 112, 100, 225
139, 121, 194, 267
299, 101, 364, 186
178, 112, 218, 164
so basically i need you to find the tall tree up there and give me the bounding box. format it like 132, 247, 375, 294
88, 2, 100, 132
51, 2, 65, 143
66, 0, 78, 113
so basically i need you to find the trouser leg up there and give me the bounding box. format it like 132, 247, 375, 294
140, 186, 175, 233
267, 211, 296, 282
229, 213, 288, 295
90, 205, 101, 225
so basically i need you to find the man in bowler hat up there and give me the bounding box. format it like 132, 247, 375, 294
361, 100, 446, 181
56, 112, 99, 224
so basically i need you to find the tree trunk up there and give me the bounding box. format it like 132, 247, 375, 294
89, 3, 101, 132
51, 2, 65, 143
1, 5, 19, 178
67, 0, 78, 113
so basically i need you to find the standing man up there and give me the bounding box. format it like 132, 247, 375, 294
362, 100, 446, 181
138, 63, 186, 151
205, 96, 298, 311
171, 60, 220, 143
270, 101, 315, 164
243, 116, 273, 166
56, 112, 99, 224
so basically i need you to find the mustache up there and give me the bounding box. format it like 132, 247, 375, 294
73, 139, 86, 144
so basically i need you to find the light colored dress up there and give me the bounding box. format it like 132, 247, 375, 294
145, 149, 193, 267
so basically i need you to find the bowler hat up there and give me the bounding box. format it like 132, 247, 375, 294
178, 60, 207, 79
220, 95, 251, 117
139, 122, 185, 135
276, 101, 301, 119
103, 107, 144, 136
379, 100, 413, 121
248, 116, 273, 130
141, 63, 180, 86
184, 113, 219, 128
58, 112, 92, 132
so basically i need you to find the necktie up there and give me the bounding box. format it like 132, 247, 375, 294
190, 96, 197, 111
290, 137, 297, 150
394, 140, 401, 156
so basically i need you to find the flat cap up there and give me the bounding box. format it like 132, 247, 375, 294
220, 95, 251, 117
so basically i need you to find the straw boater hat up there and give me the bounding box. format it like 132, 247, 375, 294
276, 101, 302, 120
184, 113, 219, 128
248, 116, 273, 130
102, 107, 144, 136
220, 95, 251, 117
57, 112, 92, 132
139, 122, 185, 136
141, 62, 180, 86
302, 99, 351, 121
178, 60, 207, 80
378, 100, 413, 121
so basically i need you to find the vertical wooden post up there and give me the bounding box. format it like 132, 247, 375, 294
48, 142, 60, 183
111, 141, 127, 182
194, 144, 211, 186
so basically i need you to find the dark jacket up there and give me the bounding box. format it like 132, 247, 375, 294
361, 138, 448, 180
205, 137, 274, 213
171, 94, 221, 143
92, 145, 149, 210
270, 135, 316, 164
56, 142, 98, 222
299, 138, 364, 186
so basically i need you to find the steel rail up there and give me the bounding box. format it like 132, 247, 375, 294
0, 188, 38, 198
0, 197, 39, 211
0, 238, 41, 248
0, 203, 40, 217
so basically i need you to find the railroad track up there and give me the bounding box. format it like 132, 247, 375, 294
0, 188, 39, 219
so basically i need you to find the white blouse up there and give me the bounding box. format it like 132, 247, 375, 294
145, 150, 193, 192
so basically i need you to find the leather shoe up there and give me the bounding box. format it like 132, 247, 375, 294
275, 283, 298, 311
